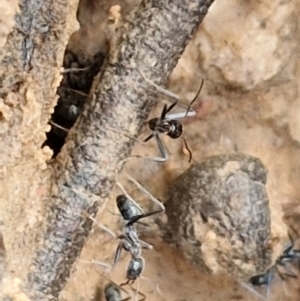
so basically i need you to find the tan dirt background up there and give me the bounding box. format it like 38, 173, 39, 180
1, 0, 300, 300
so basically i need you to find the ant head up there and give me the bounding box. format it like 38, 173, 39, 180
148, 118, 159, 131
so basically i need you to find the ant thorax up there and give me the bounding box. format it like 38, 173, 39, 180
123, 224, 139, 244
122, 239, 141, 257
148, 118, 169, 133
148, 117, 183, 139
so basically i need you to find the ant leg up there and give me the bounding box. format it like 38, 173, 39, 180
282, 245, 294, 258
182, 136, 193, 163
165, 109, 196, 120
184, 78, 204, 118
137, 68, 180, 103
140, 275, 163, 299
137, 291, 146, 301
105, 126, 146, 146
120, 279, 131, 287
140, 133, 169, 163
49, 120, 70, 133
288, 225, 300, 254
152, 104, 176, 130
287, 229, 295, 246
148, 103, 178, 142
239, 281, 267, 301
164, 79, 204, 120
276, 261, 298, 279
137, 68, 200, 133
104, 281, 132, 301
117, 153, 169, 166
61, 66, 90, 73
105, 127, 169, 165
88, 215, 118, 239
87, 215, 126, 266
80, 259, 112, 270
87, 214, 132, 266
105, 126, 163, 163
147, 127, 193, 164
120, 134, 169, 164
154, 133, 169, 162
115, 180, 144, 213
164, 101, 178, 116
130, 278, 147, 301
143, 132, 155, 143
59, 86, 90, 98
166, 78, 203, 120
114, 240, 125, 265
124, 172, 165, 212
138, 239, 153, 250
127, 209, 164, 226
117, 135, 168, 165
293, 249, 300, 258
264, 269, 273, 298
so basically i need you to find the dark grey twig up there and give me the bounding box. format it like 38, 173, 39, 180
25, 0, 214, 299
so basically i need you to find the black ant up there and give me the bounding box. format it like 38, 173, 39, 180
120, 257, 145, 287
93, 278, 146, 301
86, 173, 165, 286
142, 75, 204, 163
249, 228, 300, 297
114, 174, 164, 266
107, 73, 204, 165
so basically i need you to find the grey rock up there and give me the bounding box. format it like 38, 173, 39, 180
165, 153, 272, 279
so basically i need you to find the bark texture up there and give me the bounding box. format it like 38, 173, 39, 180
0, 0, 72, 167
24, 0, 215, 299
0, 0, 77, 299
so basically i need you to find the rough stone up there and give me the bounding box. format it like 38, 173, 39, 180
165, 153, 272, 280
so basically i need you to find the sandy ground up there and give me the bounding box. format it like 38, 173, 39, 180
59, 93, 300, 300
60, 182, 299, 301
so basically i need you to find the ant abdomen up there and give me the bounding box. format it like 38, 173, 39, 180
126, 257, 144, 281
167, 119, 182, 139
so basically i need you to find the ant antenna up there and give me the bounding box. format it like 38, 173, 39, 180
182, 136, 192, 163
184, 79, 204, 118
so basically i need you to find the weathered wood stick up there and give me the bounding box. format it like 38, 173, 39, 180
25, 0, 214, 299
